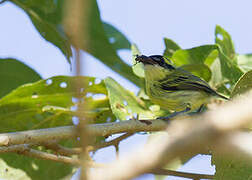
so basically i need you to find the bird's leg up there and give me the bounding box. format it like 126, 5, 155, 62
157, 106, 191, 121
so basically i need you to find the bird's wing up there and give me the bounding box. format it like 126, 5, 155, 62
158, 69, 218, 96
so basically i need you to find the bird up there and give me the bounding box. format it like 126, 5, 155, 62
135, 54, 228, 120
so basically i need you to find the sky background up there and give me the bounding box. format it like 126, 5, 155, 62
1, 0, 252, 179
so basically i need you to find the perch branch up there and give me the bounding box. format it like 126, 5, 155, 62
0, 120, 166, 146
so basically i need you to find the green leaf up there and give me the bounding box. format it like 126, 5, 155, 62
214, 25, 243, 86
131, 44, 145, 78
103, 22, 131, 50
171, 45, 218, 67
11, 1, 140, 86
0, 153, 73, 180
163, 38, 181, 58
104, 77, 155, 120
215, 25, 236, 63
217, 47, 243, 85
237, 54, 252, 72
213, 154, 252, 180
11, 0, 72, 63
180, 64, 212, 82
0, 76, 108, 132
0, 58, 41, 98
231, 70, 252, 98
83, 1, 140, 86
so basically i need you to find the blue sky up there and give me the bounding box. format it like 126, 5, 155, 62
1, 0, 252, 179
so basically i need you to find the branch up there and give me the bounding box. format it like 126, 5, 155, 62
87, 93, 252, 180
149, 168, 214, 179
0, 120, 166, 146
89, 133, 134, 152
0, 144, 80, 165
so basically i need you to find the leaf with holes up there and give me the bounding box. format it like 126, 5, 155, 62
163, 38, 181, 58
0, 76, 108, 132
215, 25, 237, 63
104, 77, 155, 120
0, 58, 41, 98
231, 70, 252, 98
217, 47, 243, 85
103, 22, 131, 50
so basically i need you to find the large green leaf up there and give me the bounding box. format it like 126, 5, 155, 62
11, 0, 140, 86
83, 1, 139, 86
12, 0, 72, 63
213, 154, 252, 180
103, 22, 131, 50
163, 38, 181, 58
104, 77, 156, 120
0, 76, 109, 132
231, 70, 252, 98
0, 58, 41, 98
171, 45, 218, 67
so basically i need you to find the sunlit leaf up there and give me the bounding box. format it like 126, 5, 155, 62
0, 76, 108, 132
104, 77, 155, 120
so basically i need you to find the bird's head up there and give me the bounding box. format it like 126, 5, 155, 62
135, 55, 175, 70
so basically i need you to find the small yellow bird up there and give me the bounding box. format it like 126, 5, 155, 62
135, 55, 228, 119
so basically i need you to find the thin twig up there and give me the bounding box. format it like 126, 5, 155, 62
42, 141, 82, 156
149, 168, 214, 179
90, 133, 134, 151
